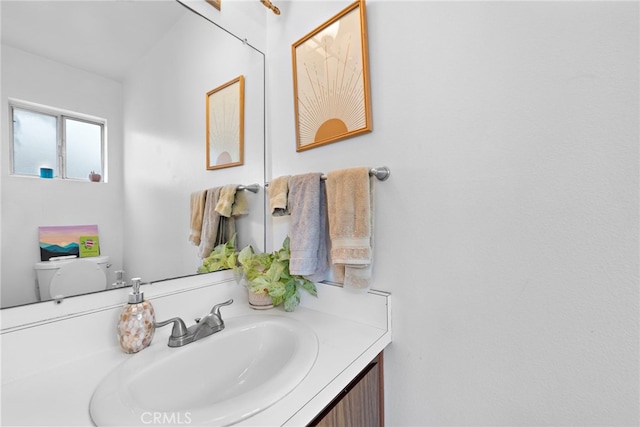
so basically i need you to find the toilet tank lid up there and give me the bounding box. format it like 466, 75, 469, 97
35, 255, 110, 270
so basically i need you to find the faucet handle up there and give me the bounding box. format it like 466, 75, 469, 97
155, 317, 188, 337
210, 299, 233, 318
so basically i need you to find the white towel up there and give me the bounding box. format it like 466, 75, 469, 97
326, 167, 374, 290
287, 173, 329, 280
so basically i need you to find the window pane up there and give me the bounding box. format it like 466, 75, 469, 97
65, 118, 102, 180
12, 108, 57, 176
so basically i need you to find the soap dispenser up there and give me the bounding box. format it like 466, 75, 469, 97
116, 278, 155, 353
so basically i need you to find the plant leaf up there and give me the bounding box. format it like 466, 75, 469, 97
283, 278, 296, 300
271, 294, 285, 307
268, 283, 286, 298
284, 289, 300, 312
237, 245, 255, 267
299, 278, 317, 297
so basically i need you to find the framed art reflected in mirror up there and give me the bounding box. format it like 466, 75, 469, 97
206, 75, 245, 170
206, 0, 221, 11
292, 0, 372, 152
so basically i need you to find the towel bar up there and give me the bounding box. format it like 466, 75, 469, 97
320, 166, 390, 182
237, 183, 260, 193
265, 166, 390, 187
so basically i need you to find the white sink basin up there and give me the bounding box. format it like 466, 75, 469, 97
90, 314, 318, 426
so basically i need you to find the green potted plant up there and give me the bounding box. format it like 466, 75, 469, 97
198, 235, 317, 312
237, 236, 317, 312
234, 243, 272, 308
197, 234, 238, 274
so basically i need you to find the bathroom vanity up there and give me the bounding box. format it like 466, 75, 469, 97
0, 271, 391, 426
310, 352, 385, 426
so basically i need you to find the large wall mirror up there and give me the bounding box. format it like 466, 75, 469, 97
0, 0, 266, 308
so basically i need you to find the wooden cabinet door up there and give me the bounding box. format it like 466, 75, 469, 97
310, 353, 384, 427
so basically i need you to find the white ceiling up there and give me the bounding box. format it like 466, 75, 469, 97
1, 0, 186, 81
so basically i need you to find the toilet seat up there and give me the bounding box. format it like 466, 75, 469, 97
49, 259, 107, 298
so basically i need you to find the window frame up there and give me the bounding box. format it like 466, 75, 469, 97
9, 99, 107, 181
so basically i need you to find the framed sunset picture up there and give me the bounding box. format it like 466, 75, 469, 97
38, 225, 99, 261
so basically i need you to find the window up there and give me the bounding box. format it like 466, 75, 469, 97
10, 101, 105, 180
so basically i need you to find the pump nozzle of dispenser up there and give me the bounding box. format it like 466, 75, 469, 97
128, 277, 144, 304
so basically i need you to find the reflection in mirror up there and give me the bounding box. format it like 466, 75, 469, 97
0, 1, 265, 308
206, 75, 245, 170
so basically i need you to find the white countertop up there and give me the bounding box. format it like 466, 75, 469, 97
1, 273, 391, 426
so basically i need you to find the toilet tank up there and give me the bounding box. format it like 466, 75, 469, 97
34, 256, 111, 301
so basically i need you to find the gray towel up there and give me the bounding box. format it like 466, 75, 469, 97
198, 187, 236, 258
287, 173, 329, 280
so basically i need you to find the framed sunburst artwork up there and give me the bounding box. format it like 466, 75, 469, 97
206, 75, 244, 170
292, 0, 372, 152
206, 0, 221, 11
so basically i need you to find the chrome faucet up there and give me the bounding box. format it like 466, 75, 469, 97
155, 299, 233, 347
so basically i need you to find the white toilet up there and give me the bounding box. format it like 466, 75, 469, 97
34, 256, 111, 301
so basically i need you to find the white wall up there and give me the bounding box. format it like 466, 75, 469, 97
0, 46, 124, 307
265, 1, 639, 425
180, 0, 268, 51
123, 8, 265, 283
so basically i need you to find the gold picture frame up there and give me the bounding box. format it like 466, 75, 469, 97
292, 0, 372, 152
206, 75, 244, 170
206, 0, 221, 11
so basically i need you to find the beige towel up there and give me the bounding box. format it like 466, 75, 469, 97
198, 187, 236, 258
189, 190, 207, 246
215, 184, 238, 217
326, 167, 374, 290
215, 184, 250, 217
231, 190, 249, 216
268, 175, 290, 216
